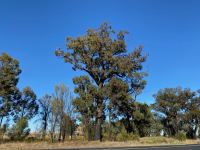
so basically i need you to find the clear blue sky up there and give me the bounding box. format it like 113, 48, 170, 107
1, 0, 200, 105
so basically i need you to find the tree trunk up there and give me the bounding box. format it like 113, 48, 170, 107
94, 83, 104, 141
108, 109, 112, 141
87, 124, 91, 141
70, 121, 73, 140
95, 104, 103, 141
84, 117, 91, 141
0, 116, 3, 127
58, 114, 64, 142
62, 128, 66, 142
124, 114, 132, 133
58, 123, 62, 142
194, 120, 199, 139
50, 116, 57, 143
42, 115, 47, 140
196, 126, 199, 138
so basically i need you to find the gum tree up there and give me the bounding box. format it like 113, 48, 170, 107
0, 53, 21, 126
55, 23, 146, 141
14, 87, 38, 122
38, 94, 52, 140
153, 87, 195, 136
73, 75, 97, 140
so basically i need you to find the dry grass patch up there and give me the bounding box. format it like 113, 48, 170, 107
0, 137, 199, 150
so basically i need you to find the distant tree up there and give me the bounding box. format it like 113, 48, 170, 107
49, 84, 75, 142
38, 94, 52, 140
61, 113, 76, 140
55, 23, 147, 140
132, 102, 153, 137
66, 94, 76, 140
49, 98, 59, 143
184, 91, 200, 139
53, 84, 68, 141
106, 78, 133, 133
73, 76, 97, 140
150, 112, 163, 136
60, 94, 75, 141
106, 78, 152, 137
0, 53, 21, 126
153, 87, 195, 136
7, 117, 30, 141
14, 87, 38, 121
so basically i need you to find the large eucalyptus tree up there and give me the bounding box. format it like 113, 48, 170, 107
55, 23, 147, 141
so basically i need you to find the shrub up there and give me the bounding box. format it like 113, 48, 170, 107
26, 136, 38, 142
102, 132, 109, 141
116, 132, 139, 142
175, 132, 187, 141
7, 117, 30, 141
116, 127, 139, 141
128, 133, 140, 141
0, 124, 7, 141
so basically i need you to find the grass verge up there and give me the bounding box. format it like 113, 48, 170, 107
0, 137, 199, 150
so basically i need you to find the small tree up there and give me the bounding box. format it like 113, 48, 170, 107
106, 77, 134, 133
49, 96, 62, 143
38, 94, 52, 140
14, 87, 38, 121
150, 112, 163, 136
132, 102, 153, 137
73, 76, 96, 140
184, 91, 200, 139
0, 53, 21, 126
53, 84, 69, 141
49, 84, 74, 142
7, 117, 30, 141
153, 87, 195, 136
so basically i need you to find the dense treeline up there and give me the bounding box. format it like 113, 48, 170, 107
0, 23, 199, 142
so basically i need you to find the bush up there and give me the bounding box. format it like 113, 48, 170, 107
7, 117, 30, 141
0, 124, 7, 141
116, 132, 139, 142
116, 127, 139, 141
102, 132, 109, 141
25, 136, 39, 142
175, 132, 187, 141
128, 133, 140, 141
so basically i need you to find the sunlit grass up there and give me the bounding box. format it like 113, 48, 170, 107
0, 137, 199, 150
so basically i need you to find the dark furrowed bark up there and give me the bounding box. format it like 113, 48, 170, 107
95, 103, 103, 141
